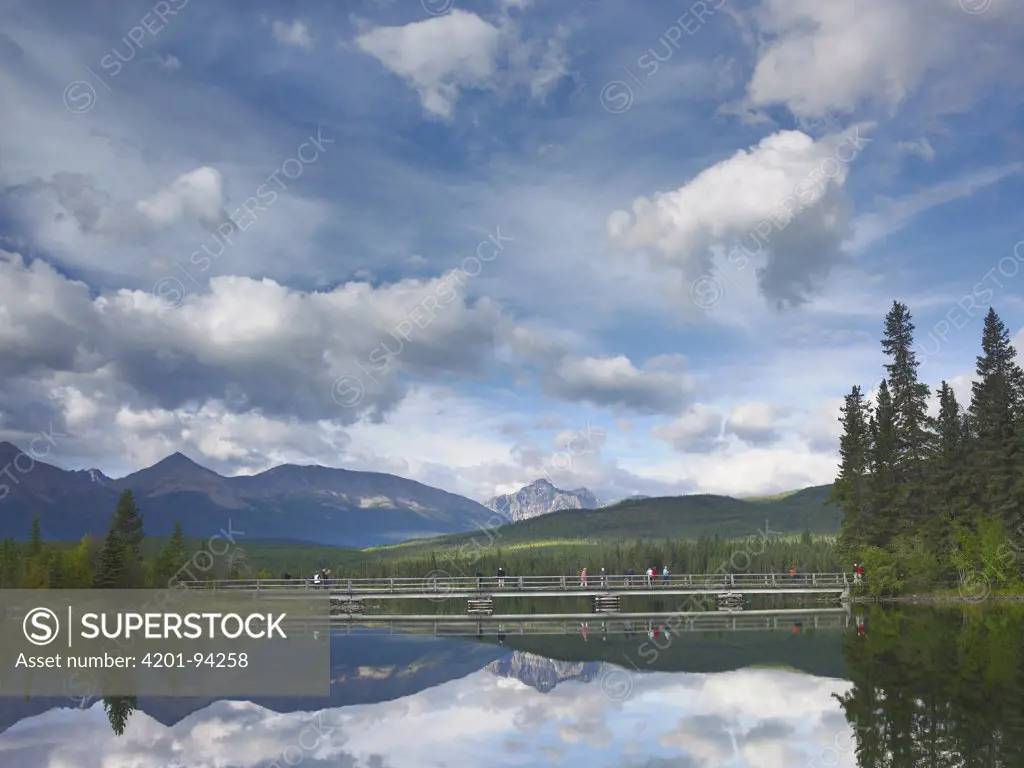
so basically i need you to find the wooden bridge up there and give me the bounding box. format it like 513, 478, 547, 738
179, 572, 851, 614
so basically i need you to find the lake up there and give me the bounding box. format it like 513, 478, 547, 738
0, 605, 1021, 766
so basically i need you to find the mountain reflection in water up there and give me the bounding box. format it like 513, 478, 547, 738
0, 606, 1021, 766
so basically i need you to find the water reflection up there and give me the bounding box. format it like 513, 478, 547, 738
836, 605, 1024, 766
0, 606, 1020, 766
1, 662, 854, 767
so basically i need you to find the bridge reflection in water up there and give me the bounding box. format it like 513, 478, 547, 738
278, 607, 851, 637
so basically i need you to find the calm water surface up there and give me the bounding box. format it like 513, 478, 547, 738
0, 606, 1021, 767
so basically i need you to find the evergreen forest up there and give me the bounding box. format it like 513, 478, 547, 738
833, 302, 1024, 596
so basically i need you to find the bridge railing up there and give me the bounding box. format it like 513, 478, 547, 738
176, 572, 849, 592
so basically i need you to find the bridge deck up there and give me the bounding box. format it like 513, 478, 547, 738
180, 572, 850, 601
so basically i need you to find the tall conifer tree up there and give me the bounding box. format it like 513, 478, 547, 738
881, 301, 934, 533
112, 490, 145, 588
868, 380, 898, 545
834, 385, 873, 553
933, 381, 969, 549
968, 308, 1024, 534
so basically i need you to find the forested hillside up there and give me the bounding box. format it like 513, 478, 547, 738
375, 483, 839, 558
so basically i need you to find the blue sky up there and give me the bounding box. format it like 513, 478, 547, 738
1, 0, 1023, 503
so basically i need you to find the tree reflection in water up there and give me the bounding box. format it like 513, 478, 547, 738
836, 606, 1024, 766
103, 696, 137, 736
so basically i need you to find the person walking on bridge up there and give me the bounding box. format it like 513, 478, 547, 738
580, 567, 588, 588
662, 565, 670, 585
497, 566, 505, 588
600, 567, 607, 588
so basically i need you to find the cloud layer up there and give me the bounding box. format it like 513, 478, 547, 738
0, 0, 1021, 502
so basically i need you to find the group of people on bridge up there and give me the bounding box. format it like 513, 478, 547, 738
580, 565, 670, 587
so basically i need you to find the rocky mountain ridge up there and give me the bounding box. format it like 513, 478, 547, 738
484, 478, 600, 521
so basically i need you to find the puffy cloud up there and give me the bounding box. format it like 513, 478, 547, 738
354, 8, 572, 118
134, 166, 230, 231
741, 0, 1024, 120
0, 249, 505, 425
355, 10, 504, 119
606, 127, 871, 307
724, 402, 784, 446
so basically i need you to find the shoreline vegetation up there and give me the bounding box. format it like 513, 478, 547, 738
851, 592, 1024, 603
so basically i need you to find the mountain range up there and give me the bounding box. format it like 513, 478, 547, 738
0, 441, 839, 548
484, 479, 601, 521
0, 442, 509, 547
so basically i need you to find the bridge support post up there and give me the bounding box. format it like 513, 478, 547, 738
467, 597, 493, 616
592, 595, 621, 613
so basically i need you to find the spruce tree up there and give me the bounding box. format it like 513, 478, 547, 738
881, 301, 934, 534
868, 380, 898, 545
968, 309, 1024, 533
833, 385, 873, 553
93, 526, 125, 589
112, 490, 144, 588
27, 515, 43, 559
152, 521, 188, 587
933, 381, 970, 550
